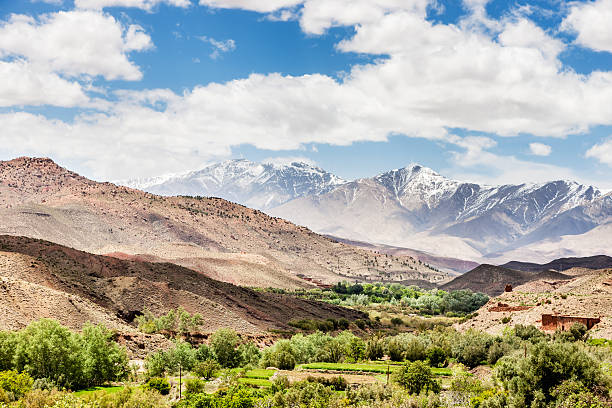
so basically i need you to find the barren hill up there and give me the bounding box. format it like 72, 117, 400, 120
440, 264, 570, 296
502, 255, 612, 273
0, 157, 448, 288
457, 268, 612, 339
0, 235, 366, 335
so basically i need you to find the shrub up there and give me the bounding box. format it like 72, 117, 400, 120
346, 337, 366, 362
81, 324, 129, 386
393, 361, 441, 395
426, 346, 447, 368
185, 378, 207, 396
452, 330, 492, 368
500, 316, 511, 324
195, 344, 212, 362
366, 335, 385, 361
261, 340, 296, 370
192, 360, 219, 380
513, 325, 546, 343
0, 370, 33, 401
495, 341, 611, 406
0, 333, 16, 372
144, 377, 171, 395
238, 343, 261, 367
555, 323, 588, 342
210, 329, 242, 368
306, 375, 347, 390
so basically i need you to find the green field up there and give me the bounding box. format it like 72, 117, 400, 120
244, 369, 276, 379
299, 362, 452, 376
74, 386, 125, 397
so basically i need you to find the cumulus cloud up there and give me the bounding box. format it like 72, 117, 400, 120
4, 0, 612, 183
0, 60, 88, 107
586, 137, 612, 166
0, 11, 153, 81
529, 143, 552, 157
562, 0, 612, 53
198, 0, 302, 13
75, 0, 191, 10
198, 36, 236, 59
447, 136, 583, 186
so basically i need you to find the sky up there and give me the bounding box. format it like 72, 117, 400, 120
1, 0, 612, 189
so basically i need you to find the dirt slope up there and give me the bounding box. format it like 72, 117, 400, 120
0, 157, 448, 288
440, 264, 570, 296
0, 235, 366, 334
456, 268, 612, 339
502, 255, 612, 273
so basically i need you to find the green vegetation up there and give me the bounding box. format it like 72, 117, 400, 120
0, 319, 611, 408
262, 282, 489, 316
135, 307, 203, 335
0, 319, 128, 390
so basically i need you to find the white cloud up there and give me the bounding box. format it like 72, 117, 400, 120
198, 0, 302, 13
198, 36, 236, 59
447, 136, 583, 186
31, 0, 64, 5
562, 0, 612, 53
75, 0, 191, 11
586, 137, 612, 166
0, 60, 88, 107
529, 142, 552, 157
0, 11, 153, 81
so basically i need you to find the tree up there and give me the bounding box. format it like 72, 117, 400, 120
13, 319, 84, 389
81, 324, 129, 386
393, 361, 440, 395
210, 329, 242, 368
0, 332, 16, 372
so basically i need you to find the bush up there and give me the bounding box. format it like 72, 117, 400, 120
144, 377, 171, 395
81, 324, 129, 386
555, 323, 588, 342
306, 375, 347, 390
452, 330, 492, 368
366, 335, 385, 361
195, 344, 212, 362
513, 325, 546, 343
495, 341, 611, 406
261, 340, 296, 370
426, 346, 447, 368
185, 378, 207, 396
393, 361, 441, 395
390, 317, 403, 326
192, 360, 219, 380
238, 343, 261, 367
346, 337, 366, 362
210, 329, 242, 368
0, 370, 33, 401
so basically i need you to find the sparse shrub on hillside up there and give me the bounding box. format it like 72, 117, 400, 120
135, 307, 203, 335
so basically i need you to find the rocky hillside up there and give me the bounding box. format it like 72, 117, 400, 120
0, 235, 366, 335
0, 157, 447, 288
502, 255, 612, 273
440, 264, 571, 296
457, 268, 612, 339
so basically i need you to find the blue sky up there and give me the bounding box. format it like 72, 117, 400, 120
1, 0, 612, 189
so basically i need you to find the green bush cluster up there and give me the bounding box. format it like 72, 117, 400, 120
135, 307, 203, 335
0, 320, 128, 390
264, 283, 489, 316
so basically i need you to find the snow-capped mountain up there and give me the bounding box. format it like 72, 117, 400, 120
269, 164, 611, 263
122, 159, 345, 210
121, 161, 612, 263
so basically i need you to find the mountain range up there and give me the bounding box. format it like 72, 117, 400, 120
122, 159, 612, 264
0, 157, 446, 289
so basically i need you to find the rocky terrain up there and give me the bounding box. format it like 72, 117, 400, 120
0, 235, 366, 336
457, 267, 612, 339
440, 264, 571, 296
502, 255, 612, 273
0, 157, 446, 288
